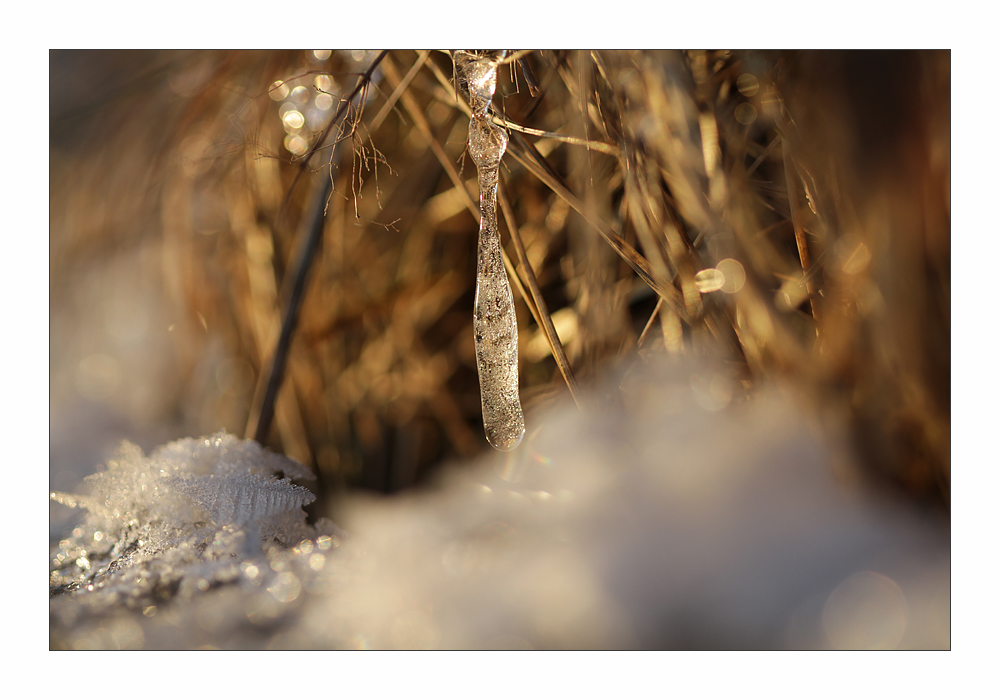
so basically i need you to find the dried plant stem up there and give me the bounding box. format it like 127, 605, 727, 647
636, 297, 665, 348
410, 59, 583, 410
425, 53, 618, 156
384, 55, 531, 322
371, 51, 430, 134
501, 246, 536, 320
245, 175, 331, 444
782, 138, 818, 323
747, 135, 780, 177
495, 118, 618, 156
246, 53, 389, 446
623, 163, 674, 295
499, 177, 581, 408
383, 58, 478, 215
281, 51, 389, 218
505, 131, 689, 322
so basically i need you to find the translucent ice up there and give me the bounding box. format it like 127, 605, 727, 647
460, 50, 525, 451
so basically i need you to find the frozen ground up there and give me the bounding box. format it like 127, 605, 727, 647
49, 358, 949, 650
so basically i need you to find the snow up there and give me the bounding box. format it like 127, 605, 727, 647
49, 430, 334, 646
50, 360, 949, 650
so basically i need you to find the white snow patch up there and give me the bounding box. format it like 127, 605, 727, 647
50, 361, 949, 650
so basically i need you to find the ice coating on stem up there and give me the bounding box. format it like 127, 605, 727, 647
462, 52, 525, 451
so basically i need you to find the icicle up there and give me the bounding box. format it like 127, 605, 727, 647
460, 51, 525, 451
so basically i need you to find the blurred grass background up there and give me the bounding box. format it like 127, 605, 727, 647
50, 49, 950, 518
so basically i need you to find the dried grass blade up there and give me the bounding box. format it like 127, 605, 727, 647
371, 50, 430, 134
782, 137, 818, 322
505, 131, 688, 322
499, 178, 581, 408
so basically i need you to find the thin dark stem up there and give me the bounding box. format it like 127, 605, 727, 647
246, 52, 388, 446
246, 174, 332, 444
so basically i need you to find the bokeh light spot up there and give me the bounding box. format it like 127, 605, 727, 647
842, 241, 872, 275
313, 74, 333, 92
282, 110, 305, 131
823, 571, 908, 649
315, 92, 334, 111
694, 268, 725, 293
717, 258, 746, 294
737, 73, 759, 97
735, 102, 757, 125
267, 571, 301, 603
269, 80, 289, 101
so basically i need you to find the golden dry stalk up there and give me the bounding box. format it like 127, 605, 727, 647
51, 50, 950, 510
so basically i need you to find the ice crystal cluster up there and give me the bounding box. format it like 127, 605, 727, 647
50, 431, 336, 648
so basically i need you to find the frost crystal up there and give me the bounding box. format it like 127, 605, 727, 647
150, 430, 316, 481
50, 431, 331, 640
166, 473, 315, 528
50, 430, 315, 537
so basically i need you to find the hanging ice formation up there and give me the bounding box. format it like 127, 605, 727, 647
459, 50, 525, 451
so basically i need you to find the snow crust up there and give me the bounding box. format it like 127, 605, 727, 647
50, 361, 949, 650
50, 431, 333, 646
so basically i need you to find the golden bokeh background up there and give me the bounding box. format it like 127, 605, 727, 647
50, 50, 950, 515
